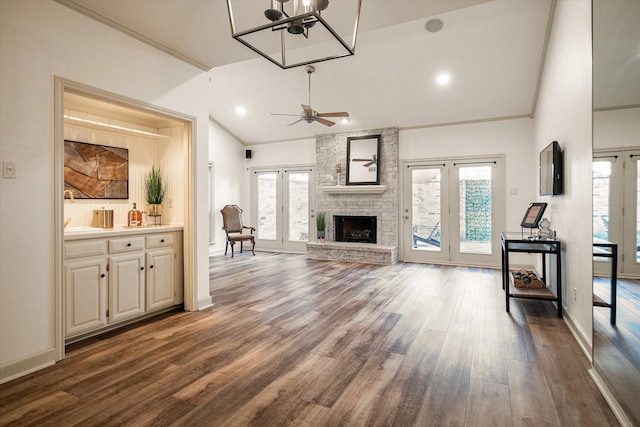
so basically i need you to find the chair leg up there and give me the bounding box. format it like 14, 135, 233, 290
251, 238, 255, 256
230, 240, 235, 258
240, 241, 243, 253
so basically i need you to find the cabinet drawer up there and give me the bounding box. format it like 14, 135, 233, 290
109, 237, 144, 253
146, 233, 174, 248
65, 239, 107, 259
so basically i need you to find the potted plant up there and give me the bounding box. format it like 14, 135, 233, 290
316, 212, 326, 240
144, 165, 165, 218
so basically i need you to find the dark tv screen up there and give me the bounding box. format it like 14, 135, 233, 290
540, 141, 563, 196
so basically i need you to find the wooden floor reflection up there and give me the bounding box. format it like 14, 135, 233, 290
593, 277, 640, 425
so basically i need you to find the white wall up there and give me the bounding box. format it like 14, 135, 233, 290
246, 138, 317, 168
533, 0, 593, 346
0, 0, 211, 380
208, 120, 247, 254
594, 107, 640, 150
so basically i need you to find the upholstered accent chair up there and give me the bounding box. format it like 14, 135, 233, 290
220, 204, 255, 257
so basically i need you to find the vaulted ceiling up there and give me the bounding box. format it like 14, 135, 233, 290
56, 1, 639, 146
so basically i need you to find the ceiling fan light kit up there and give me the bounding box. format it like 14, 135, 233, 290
226, 0, 362, 69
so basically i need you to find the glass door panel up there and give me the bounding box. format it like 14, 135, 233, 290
411, 168, 442, 252
457, 165, 492, 255
592, 160, 612, 242
283, 170, 313, 251
257, 172, 278, 241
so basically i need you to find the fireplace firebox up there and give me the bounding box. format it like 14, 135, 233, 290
334, 215, 377, 244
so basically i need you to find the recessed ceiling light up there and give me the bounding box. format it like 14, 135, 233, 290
436, 73, 450, 86
235, 106, 247, 116
341, 117, 351, 124
425, 18, 444, 33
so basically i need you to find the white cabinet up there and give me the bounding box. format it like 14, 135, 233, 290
146, 248, 175, 312
64, 228, 183, 340
109, 252, 145, 323
65, 257, 107, 337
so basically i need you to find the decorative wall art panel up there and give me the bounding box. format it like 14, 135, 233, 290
64, 140, 129, 199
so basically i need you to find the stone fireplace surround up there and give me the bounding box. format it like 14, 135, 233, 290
306, 127, 399, 265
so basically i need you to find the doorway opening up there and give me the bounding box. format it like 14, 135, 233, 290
54, 77, 196, 361
402, 156, 505, 267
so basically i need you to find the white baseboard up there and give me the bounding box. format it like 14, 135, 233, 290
0, 347, 56, 384
198, 296, 213, 310
589, 367, 633, 427
562, 308, 592, 363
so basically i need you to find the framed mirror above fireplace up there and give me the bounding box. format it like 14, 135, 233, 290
347, 135, 380, 185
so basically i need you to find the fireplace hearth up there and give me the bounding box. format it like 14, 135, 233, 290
334, 215, 377, 244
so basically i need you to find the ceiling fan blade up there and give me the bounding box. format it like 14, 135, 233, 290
287, 119, 303, 127
316, 118, 336, 127
301, 104, 313, 114
352, 158, 372, 162
363, 161, 375, 167
318, 112, 349, 118
271, 113, 301, 117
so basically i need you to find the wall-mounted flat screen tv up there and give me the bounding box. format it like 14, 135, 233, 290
540, 141, 563, 196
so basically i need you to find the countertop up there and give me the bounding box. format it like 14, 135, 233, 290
64, 224, 183, 241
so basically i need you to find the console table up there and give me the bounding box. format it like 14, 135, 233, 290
501, 232, 562, 317
593, 239, 617, 325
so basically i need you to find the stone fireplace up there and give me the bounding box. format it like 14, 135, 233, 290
306, 127, 399, 264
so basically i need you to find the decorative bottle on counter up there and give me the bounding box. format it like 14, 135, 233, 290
128, 203, 142, 227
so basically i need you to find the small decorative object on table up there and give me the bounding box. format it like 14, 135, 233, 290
145, 165, 165, 225
537, 217, 555, 239
127, 202, 142, 227
316, 212, 326, 240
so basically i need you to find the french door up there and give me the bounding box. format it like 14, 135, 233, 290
252, 166, 315, 252
402, 156, 505, 266
593, 149, 640, 277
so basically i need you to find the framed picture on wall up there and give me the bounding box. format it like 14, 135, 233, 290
64, 140, 129, 199
346, 135, 380, 185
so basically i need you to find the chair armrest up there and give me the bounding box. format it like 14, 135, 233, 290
243, 225, 256, 234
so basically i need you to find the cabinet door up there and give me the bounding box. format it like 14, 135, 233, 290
65, 257, 107, 337
108, 253, 145, 323
146, 248, 175, 312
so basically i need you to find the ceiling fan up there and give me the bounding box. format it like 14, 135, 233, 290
352, 154, 377, 167
271, 65, 349, 127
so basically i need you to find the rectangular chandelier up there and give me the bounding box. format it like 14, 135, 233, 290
226, 0, 362, 69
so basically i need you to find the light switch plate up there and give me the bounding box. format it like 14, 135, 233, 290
3, 161, 16, 179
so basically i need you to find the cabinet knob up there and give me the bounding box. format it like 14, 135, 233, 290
160, 239, 165, 243
100, 273, 105, 278
140, 266, 144, 271
127, 243, 131, 247
150, 265, 154, 269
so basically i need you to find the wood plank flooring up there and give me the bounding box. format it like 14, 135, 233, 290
0, 253, 619, 426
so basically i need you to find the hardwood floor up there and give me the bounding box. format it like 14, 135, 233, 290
1, 253, 619, 426
593, 277, 640, 424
